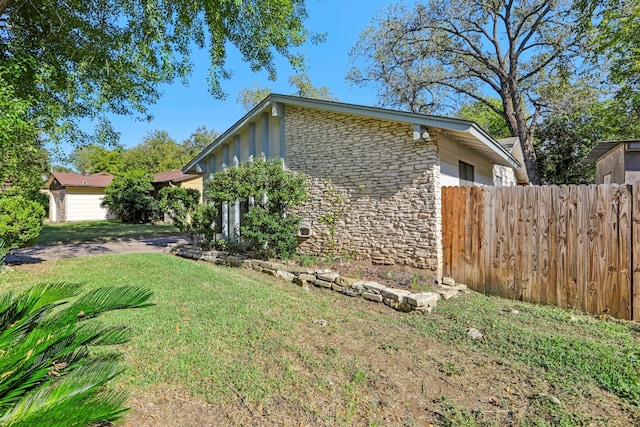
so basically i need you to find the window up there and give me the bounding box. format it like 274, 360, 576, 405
459, 161, 475, 186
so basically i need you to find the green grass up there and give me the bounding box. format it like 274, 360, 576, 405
1, 254, 638, 425
35, 220, 180, 245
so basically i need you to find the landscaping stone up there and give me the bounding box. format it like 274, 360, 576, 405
293, 277, 307, 286
262, 268, 277, 277
286, 265, 313, 275
313, 279, 333, 288
406, 292, 439, 307
336, 276, 359, 287
341, 287, 360, 297
362, 281, 386, 293
352, 281, 366, 291
331, 283, 345, 293
317, 272, 340, 283
442, 277, 456, 286
363, 292, 384, 302
438, 289, 459, 300
466, 328, 483, 340
381, 288, 411, 302
276, 270, 295, 282
299, 274, 316, 282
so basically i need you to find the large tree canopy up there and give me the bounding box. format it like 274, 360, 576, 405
348, 0, 590, 184
0, 0, 313, 143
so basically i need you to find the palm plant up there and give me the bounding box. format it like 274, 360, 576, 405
0, 283, 152, 426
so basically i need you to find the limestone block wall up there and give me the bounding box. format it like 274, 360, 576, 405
285, 106, 442, 279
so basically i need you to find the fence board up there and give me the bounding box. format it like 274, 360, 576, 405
441, 184, 637, 321
617, 184, 631, 319
633, 183, 640, 321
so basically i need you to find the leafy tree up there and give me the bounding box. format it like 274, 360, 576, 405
0, 282, 152, 426
348, 0, 593, 184
0, 80, 49, 201
68, 145, 125, 175
0, 195, 45, 250
123, 130, 199, 174
0, 0, 314, 144
237, 72, 338, 110
102, 170, 158, 224
579, 0, 640, 110
535, 100, 640, 184
181, 126, 218, 159
456, 98, 511, 139
204, 158, 307, 258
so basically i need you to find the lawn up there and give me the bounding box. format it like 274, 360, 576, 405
2, 254, 639, 426
35, 220, 180, 245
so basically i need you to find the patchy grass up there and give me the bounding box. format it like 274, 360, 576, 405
35, 220, 179, 245
1, 254, 638, 426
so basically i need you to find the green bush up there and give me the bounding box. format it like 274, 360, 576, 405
191, 204, 218, 249
0, 283, 152, 426
158, 186, 217, 248
102, 170, 158, 224
204, 158, 307, 259
0, 195, 45, 250
241, 206, 300, 259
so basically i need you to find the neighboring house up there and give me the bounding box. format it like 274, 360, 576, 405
183, 94, 521, 280
45, 172, 115, 222
584, 140, 640, 184
495, 137, 530, 186
153, 170, 203, 202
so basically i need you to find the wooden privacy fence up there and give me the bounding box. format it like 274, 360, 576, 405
441, 184, 640, 321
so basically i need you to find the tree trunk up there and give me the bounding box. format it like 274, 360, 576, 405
0, 0, 12, 16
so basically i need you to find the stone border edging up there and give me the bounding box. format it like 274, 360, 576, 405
170, 244, 469, 313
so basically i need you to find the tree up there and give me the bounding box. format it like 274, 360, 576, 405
101, 170, 158, 223
123, 130, 195, 174
236, 72, 338, 110
0, 80, 49, 201
0, 282, 152, 426
348, 0, 591, 184
579, 0, 640, 110
181, 126, 218, 159
535, 100, 640, 184
68, 145, 125, 175
0, 0, 314, 144
456, 98, 511, 139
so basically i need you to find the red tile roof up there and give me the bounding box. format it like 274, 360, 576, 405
48, 172, 114, 188
153, 170, 199, 184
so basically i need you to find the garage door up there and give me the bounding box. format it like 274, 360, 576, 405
66, 191, 111, 221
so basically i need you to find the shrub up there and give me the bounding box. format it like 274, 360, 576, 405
191, 204, 217, 249
204, 158, 307, 259
158, 187, 217, 248
0, 195, 45, 250
241, 206, 300, 259
0, 283, 152, 426
102, 170, 158, 224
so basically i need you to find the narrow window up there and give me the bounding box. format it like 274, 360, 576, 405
459, 161, 475, 186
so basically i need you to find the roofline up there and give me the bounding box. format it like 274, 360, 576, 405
184, 94, 520, 172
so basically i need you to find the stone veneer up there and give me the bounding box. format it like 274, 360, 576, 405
284, 105, 443, 281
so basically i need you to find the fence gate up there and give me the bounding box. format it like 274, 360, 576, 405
441, 184, 640, 321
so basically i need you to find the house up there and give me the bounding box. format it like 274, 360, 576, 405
183, 94, 521, 280
45, 172, 115, 222
495, 137, 529, 186
152, 170, 203, 202
584, 140, 640, 184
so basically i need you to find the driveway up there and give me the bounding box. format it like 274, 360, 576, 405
5, 236, 190, 265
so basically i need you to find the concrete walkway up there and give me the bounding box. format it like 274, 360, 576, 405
5, 236, 190, 265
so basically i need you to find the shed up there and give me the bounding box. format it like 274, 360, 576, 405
45, 172, 115, 222
584, 140, 640, 184
183, 94, 522, 280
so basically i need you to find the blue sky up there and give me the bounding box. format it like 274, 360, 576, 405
68, 0, 399, 158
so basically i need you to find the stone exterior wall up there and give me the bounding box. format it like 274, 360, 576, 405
284, 106, 442, 280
